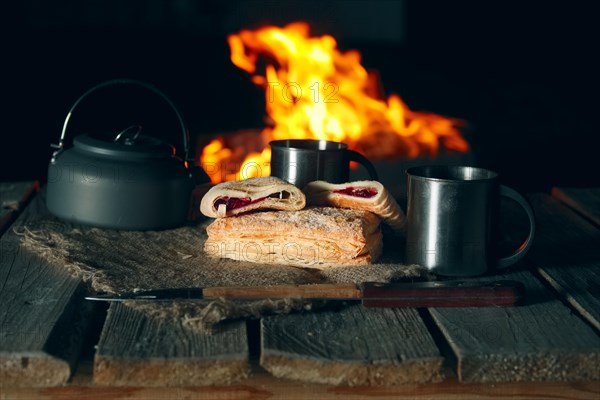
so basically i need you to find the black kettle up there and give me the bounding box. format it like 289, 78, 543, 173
46, 79, 209, 230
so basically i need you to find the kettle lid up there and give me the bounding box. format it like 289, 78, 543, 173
73, 126, 176, 159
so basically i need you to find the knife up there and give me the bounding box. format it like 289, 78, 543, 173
85, 280, 525, 308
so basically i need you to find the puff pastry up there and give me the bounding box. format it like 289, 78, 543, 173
304, 180, 406, 232
200, 176, 306, 218
204, 207, 382, 269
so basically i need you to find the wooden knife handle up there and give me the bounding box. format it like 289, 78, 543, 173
361, 280, 525, 308
202, 280, 524, 307
203, 283, 361, 300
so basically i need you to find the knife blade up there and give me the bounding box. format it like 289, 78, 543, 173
84, 280, 525, 308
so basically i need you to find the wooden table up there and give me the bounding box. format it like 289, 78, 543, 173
1, 182, 599, 399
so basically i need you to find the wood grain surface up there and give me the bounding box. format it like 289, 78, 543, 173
0, 181, 38, 235
261, 304, 443, 386
204, 282, 361, 299
3, 362, 598, 400
528, 193, 600, 331
0, 191, 93, 387
2, 369, 600, 400
93, 303, 249, 387
552, 187, 600, 227
429, 270, 600, 383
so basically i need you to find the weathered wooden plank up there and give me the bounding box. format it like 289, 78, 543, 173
2, 369, 600, 400
429, 270, 600, 383
527, 193, 600, 331
93, 302, 249, 386
552, 187, 600, 227
0, 181, 38, 236
261, 304, 444, 386
0, 191, 93, 387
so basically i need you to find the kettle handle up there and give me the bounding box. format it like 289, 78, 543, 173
51, 78, 191, 162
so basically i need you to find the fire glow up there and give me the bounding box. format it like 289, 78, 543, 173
201, 22, 469, 184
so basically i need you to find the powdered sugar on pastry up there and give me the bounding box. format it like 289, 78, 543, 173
200, 176, 306, 218
204, 207, 382, 269
304, 180, 406, 233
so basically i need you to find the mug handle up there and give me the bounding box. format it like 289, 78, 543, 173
496, 185, 536, 269
346, 150, 379, 181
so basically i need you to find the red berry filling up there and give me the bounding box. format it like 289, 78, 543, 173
214, 196, 267, 210
213, 191, 290, 211
333, 187, 378, 198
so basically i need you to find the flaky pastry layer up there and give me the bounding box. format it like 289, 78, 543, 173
304, 180, 406, 232
204, 207, 382, 269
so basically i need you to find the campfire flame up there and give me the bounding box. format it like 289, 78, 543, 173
201, 22, 469, 184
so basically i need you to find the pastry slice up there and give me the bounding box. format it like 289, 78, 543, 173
304, 180, 406, 232
204, 207, 382, 269
200, 176, 306, 218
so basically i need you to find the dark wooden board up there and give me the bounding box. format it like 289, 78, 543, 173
3, 369, 600, 400
2, 364, 599, 400
429, 270, 600, 383
552, 187, 600, 227
93, 303, 249, 387
0, 181, 38, 235
527, 193, 600, 331
261, 304, 444, 386
0, 192, 93, 387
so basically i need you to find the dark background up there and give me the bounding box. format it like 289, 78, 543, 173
2, 0, 597, 192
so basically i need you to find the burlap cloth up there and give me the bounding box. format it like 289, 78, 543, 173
17, 217, 429, 333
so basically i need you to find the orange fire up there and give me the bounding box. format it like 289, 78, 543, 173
201, 22, 469, 184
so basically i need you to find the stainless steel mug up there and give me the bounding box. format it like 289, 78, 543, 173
269, 139, 378, 188
404, 165, 535, 276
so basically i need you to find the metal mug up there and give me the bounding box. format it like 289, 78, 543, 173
269, 139, 378, 188
404, 165, 535, 276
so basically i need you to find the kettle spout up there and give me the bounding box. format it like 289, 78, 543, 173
189, 164, 211, 186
